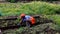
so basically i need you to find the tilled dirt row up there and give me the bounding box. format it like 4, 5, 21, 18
2, 23, 60, 34
0, 16, 59, 34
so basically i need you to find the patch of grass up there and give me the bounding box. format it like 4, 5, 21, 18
46, 15, 60, 25
45, 15, 60, 30
0, 1, 60, 16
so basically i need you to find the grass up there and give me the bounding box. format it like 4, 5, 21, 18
0, 1, 60, 16
45, 15, 60, 25
45, 15, 60, 30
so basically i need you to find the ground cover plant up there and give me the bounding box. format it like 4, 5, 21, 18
0, 1, 60, 16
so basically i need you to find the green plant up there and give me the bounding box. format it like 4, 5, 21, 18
0, 1, 60, 16
43, 15, 60, 31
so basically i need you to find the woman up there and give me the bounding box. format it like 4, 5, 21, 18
20, 13, 35, 27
